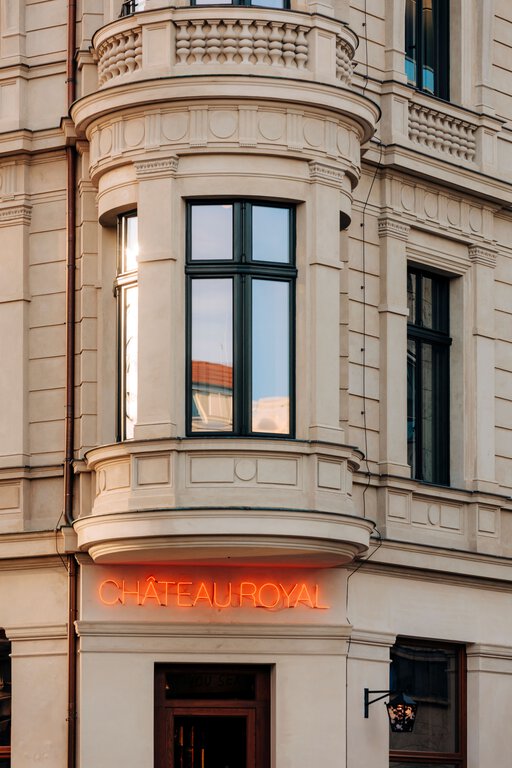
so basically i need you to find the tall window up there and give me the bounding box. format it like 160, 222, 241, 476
0, 631, 11, 768
117, 212, 139, 440
405, 0, 449, 99
407, 267, 450, 485
390, 639, 466, 767
186, 201, 295, 436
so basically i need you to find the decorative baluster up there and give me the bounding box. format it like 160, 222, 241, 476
239, 19, 253, 64
253, 21, 269, 64
124, 32, 136, 73
268, 22, 284, 67
206, 20, 222, 64
175, 21, 191, 64
191, 20, 207, 63
295, 26, 308, 70
282, 24, 296, 68
223, 20, 237, 63
134, 30, 142, 70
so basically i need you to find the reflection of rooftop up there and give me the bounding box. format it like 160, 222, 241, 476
192, 360, 233, 390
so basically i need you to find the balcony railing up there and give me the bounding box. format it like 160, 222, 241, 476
94, 6, 357, 90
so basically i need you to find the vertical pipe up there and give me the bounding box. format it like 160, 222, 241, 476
65, 0, 77, 765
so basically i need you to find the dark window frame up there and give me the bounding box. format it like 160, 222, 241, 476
390, 638, 467, 767
190, 0, 290, 7
405, 0, 450, 100
186, 200, 296, 438
407, 266, 451, 486
0, 630, 11, 767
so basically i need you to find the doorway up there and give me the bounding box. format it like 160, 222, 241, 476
155, 665, 270, 768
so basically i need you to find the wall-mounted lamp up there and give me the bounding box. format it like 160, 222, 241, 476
364, 689, 418, 732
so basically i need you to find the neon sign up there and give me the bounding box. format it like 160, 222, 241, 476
98, 577, 329, 610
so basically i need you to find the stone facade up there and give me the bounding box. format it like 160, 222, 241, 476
0, 0, 512, 766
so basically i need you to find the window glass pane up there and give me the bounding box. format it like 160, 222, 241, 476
405, 0, 417, 84
390, 644, 460, 754
407, 339, 417, 476
252, 206, 290, 263
251, 280, 290, 434
407, 271, 417, 324
174, 716, 246, 768
421, 343, 433, 482
421, 276, 433, 328
191, 279, 233, 432
123, 285, 138, 439
191, 205, 233, 261
422, 0, 435, 93
122, 215, 138, 272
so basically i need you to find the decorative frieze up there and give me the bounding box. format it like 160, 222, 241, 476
408, 102, 477, 162
134, 156, 179, 179
377, 216, 410, 241
468, 244, 497, 268
0, 204, 31, 227
308, 160, 345, 187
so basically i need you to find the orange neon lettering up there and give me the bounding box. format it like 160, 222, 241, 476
279, 583, 298, 608
313, 584, 329, 609
293, 583, 315, 608
121, 580, 141, 605
213, 581, 232, 608
239, 581, 257, 606
99, 579, 121, 605
193, 582, 213, 607
158, 581, 175, 607
142, 577, 161, 606
177, 581, 193, 607
258, 583, 281, 609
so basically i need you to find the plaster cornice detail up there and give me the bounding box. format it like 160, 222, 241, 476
0, 203, 31, 227
308, 161, 345, 187
134, 156, 179, 179
468, 243, 497, 268
377, 215, 410, 241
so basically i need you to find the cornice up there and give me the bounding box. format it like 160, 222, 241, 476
0, 203, 31, 226
308, 160, 345, 187
377, 215, 410, 241
134, 156, 179, 179
468, 244, 497, 268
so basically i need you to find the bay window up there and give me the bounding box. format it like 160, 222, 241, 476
186, 201, 295, 436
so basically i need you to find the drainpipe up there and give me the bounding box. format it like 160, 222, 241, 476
65, 0, 77, 763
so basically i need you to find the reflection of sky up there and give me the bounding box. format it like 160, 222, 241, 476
192, 205, 232, 261
252, 280, 289, 399
252, 207, 289, 263
192, 279, 233, 365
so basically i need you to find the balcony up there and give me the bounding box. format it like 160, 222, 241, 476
72, 4, 379, 177
74, 438, 374, 567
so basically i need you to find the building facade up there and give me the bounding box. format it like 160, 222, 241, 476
0, 0, 512, 766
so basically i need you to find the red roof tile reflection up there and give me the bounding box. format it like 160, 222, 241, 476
192, 360, 233, 389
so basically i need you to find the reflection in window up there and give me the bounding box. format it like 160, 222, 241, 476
390, 639, 465, 767
192, 0, 288, 7
117, 213, 139, 440
187, 201, 295, 436
0, 631, 11, 768
405, 0, 449, 99
191, 279, 233, 432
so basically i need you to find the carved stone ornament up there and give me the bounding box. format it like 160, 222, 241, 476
134, 157, 179, 179
308, 161, 345, 186
0, 204, 32, 227
377, 217, 410, 241
468, 244, 497, 268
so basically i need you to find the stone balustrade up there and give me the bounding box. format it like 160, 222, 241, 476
93, 6, 357, 89
408, 100, 477, 162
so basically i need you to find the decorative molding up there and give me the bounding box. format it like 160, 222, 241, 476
377, 216, 410, 241
5, 624, 68, 641
468, 244, 497, 268
134, 156, 179, 179
0, 203, 31, 227
308, 160, 345, 186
